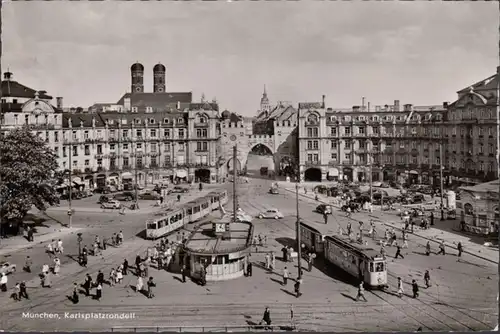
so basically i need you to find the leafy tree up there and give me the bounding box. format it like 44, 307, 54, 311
0, 126, 60, 224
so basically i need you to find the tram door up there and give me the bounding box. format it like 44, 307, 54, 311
313, 234, 324, 254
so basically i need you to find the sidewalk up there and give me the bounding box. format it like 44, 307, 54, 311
279, 181, 499, 264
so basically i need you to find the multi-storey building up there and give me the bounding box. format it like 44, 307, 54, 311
0, 65, 222, 189
298, 98, 449, 185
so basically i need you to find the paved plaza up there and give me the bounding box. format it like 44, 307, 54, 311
0, 179, 497, 332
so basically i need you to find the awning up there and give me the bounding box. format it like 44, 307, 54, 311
328, 168, 339, 177
121, 172, 133, 179
161, 170, 174, 176
409, 170, 419, 175
72, 177, 84, 185
176, 170, 188, 178
57, 181, 71, 189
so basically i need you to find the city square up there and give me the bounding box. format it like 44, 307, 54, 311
1, 1, 499, 332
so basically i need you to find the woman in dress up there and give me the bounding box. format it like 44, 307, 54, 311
0, 273, 7, 292
116, 267, 123, 284
53, 257, 61, 275
43, 272, 52, 288
135, 276, 143, 293
109, 268, 116, 286
42, 264, 50, 275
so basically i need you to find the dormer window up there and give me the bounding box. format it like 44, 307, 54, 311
150, 118, 155, 124
198, 116, 206, 123
121, 119, 127, 125
178, 117, 184, 124
135, 119, 141, 124
109, 119, 114, 125
132, 107, 138, 113
164, 118, 170, 124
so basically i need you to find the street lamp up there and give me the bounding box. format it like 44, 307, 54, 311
295, 181, 302, 280
439, 140, 445, 221
77, 232, 83, 259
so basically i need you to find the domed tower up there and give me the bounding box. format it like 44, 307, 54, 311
131, 62, 144, 93
260, 84, 271, 114
153, 63, 166, 93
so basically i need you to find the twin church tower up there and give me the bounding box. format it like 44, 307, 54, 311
130, 62, 166, 93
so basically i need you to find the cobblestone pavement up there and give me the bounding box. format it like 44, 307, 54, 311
0, 179, 496, 332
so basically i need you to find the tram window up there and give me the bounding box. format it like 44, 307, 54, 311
193, 207, 200, 213
202, 203, 209, 209
369, 262, 374, 272
147, 222, 157, 230
351, 255, 356, 264
187, 208, 192, 215
158, 220, 164, 229
180, 213, 184, 220
375, 262, 384, 272
172, 215, 177, 223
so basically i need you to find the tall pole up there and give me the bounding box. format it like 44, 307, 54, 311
439, 140, 444, 221
369, 153, 373, 207
232, 145, 237, 222
496, 4, 500, 327
133, 129, 139, 210
68, 141, 73, 228
295, 181, 302, 280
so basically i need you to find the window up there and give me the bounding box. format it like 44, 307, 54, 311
489, 127, 493, 136
151, 156, 157, 166
123, 143, 129, 151
84, 145, 90, 155
85, 160, 90, 166
480, 162, 484, 171
151, 143, 157, 153
372, 127, 379, 134
110, 158, 116, 168
196, 141, 208, 151
137, 143, 142, 150
72, 160, 77, 167
345, 153, 351, 161
164, 143, 170, 152
359, 141, 365, 149
330, 127, 337, 136
178, 129, 185, 139
479, 145, 484, 154
97, 145, 103, 154
358, 127, 365, 135
177, 155, 185, 164
110, 130, 115, 138
344, 127, 351, 136
123, 157, 129, 167
307, 154, 313, 162
178, 117, 184, 124
306, 127, 319, 137
313, 154, 319, 162
164, 129, 170, 138
135, 118, 141, 124
63, 147, 67, 158
110, 144, 115, 151
163, 118, 170, 124
489, 144, 494, 154
197, 128, 208, 138
72, 131, 77, 140
136, 130, 142, 138
72, 146, 78, 157
150, 129, 157, 137
331, 141, 337, 149
123, 130, 129, 138
178, 142, 185, 151
84, 130, 89, 139
344, 141, 352, 150
25, 115, 29, 124
54, 132, 59, 142
331, 153, 337, 160
136, 157, 142, 167
198, 116, 206, 123
150, 118, 155, 124
479, 127, 484, 136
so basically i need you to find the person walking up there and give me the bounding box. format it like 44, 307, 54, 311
0, 273, 8, 293
19, 281, 28, 300
412, 279, 419, 298
247, 262, 253, 277
95, 283, 102, 301
294, 278, 302, 298
437, 241, 446, 255
96, 270, 104, 286
355, 281, 367, 302
307, 254, 314, 272
394, 245, 404, 259
282, 267, 289, 286
181, 265, 187, 283
262, 307, 271, 329
397, 277, 404, 298
24, 256, 32, 273
56, 239, 64, 254
116, 267, 123, 284
430, 212, 435, 226
123, 259, 129, 275
135, 255, 142, 273
109, 268, 116, 286
53, 257, 61, 276
270, 252, 276, 271
323, 212, 328, 224
72, 283, 79, 304
424, 270, 431, 288
425, 241, 431, 256
282, 247, 288, 262
457, 242, 463, 261
402, 231, 408, 249
135, 276, 144, 293
84, 274, 92, 296
42, 271, 52, 288
147, 277, 156, 299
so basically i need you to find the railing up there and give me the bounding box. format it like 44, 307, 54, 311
111, 324, 297, 332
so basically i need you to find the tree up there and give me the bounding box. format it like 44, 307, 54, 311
0, 127, 60, 225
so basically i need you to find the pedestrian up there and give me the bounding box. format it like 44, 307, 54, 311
116, 267, 123, 284
424, 270, 431, 288
247, 262, 253, 277
95, 283, 102, 301
42, 271, 52, 288
394, 245, 404, 259
390, 233, 397, 247
282, 267, 289, 286
176, 232, 181, 243
112, 233, 117, 246
323, 213, 328, 224
412, 279, 419, 298
402, 231, 408, 249
13, 282, 20, 301
410, 219, 415, 233
135, 276, 144, 293
93, 242, 99, 256
264, 235, 268, 245
83, 274, 92, 296
19, 281, 28, 300
96, 270, 104, 286
287, 247, 292, 262
118, 231, 124, 245
397, 277, 404, 298
265, 253, 271, 270
147, 277, 156, 298
425, 241, 431, 256
270, 252, 276, 270
294, 279, 301, 298
437, 241, 446, 255
102, 236, 107, 251
135, 254, 141, 271
200, 266, 207, 286
262, 307, 271, 329
95, 235, 100, 248
24, 256, 32, 273
56, 239, 63, 254
42, 263, 50, 275
355, 281, 367, 302
0, 274, 7, 292
307, 254, 314, 272
72, 283, 79, 304
160, 196, 164, 204
109, 268, 116, 286
181, 265, 187, 283
430, 212, 434, 226
81, 252, 88, 267
123, 259, 129, 275
347, 222, 352, 235
46, 241, 54, 256
457, 242, 463, 260
380, 246, 386, 259
53, 257, 61, 275
282, 247, 288, 262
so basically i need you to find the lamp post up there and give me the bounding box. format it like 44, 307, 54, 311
68, 140, 73, 228
77, 232, 83, 258
439, 140, 445, 221
295, 182, 302, 280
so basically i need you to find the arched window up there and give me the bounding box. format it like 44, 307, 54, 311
464, 203, 474, 215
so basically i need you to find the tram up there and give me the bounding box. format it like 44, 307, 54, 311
299, 221, 337, 255
145, 190, 228, 240
323, 235, 388, 289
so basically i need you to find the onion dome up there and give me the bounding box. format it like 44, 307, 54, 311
153, 63, 166, 72
221, 110, 231, 119
131, 62, 144, 71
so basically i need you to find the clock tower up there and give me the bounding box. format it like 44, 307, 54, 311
153, 63, 166, 93
130, 62, 144, 93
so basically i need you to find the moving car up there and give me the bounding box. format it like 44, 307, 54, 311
0, 262, 16, 275
236, 210, 253, 223
316, 204, 333, 215
101, 200, 121, 209
98, 195, 112, 204
139, 191, 161, 200
170, 186, 190, 194
269, 187, 279, 194
258, 208, 284, 219
114, 191, 136, 201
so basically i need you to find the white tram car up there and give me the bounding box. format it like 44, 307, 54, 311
324, 235, 388, 289
299, 221, 337, 255
145, 190, 228, 240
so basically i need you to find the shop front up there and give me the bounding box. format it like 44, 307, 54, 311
342, 167, 353, 182
409, 170, 419, 184
327, 167, 339, 181
175, 169, 188, 183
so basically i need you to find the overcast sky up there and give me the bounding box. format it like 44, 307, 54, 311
3, 2, 499, 116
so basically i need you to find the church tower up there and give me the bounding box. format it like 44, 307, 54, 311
260, 85, 271, 114
153, 63, 166, 93
131, 62, 144, 93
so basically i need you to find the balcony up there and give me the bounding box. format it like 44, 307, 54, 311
72, 169, 82, 175
28, 123, 55, 130
109, 166, 121, 172
84, 167, 92, 174
95, 154, 104, 159
194, 122, 209, 128
96, 166, 107, 172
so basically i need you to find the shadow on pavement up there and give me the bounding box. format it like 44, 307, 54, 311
275, 237, 297, 249
340, 292, 357, 301
280, 288, 296, 297
135, 229, 147, 240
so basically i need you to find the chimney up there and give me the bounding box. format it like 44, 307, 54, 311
3, 72, 12, 81
443, 102, 449, 109
56, 97, 63, 109
394, 100, 400, 112
177, 101, 181, 110
362, 97, 365, 111
322, 95, 326, 108
367, 102, 371, 112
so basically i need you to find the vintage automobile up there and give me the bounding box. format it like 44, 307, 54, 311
114, 191, 137, 202
236, 210, 253, 223
98, 195, 113, 204
101, 200, 121, 209
170, 186, 190, 194
258, 208, 284, 220
315, 204, 333, 215
0, 262, 16, 275
269, 187, 279, 194
139, 191, 161, 201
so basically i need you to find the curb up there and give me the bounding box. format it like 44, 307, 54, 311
383, 222, 498, 265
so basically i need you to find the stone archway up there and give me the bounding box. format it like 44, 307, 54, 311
304, 168, 322, 182
226, 158, 242, 174
246, 143, 274, 175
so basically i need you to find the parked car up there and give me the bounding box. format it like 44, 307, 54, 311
98, 195, 112, 204
269, 187, 279, 194
114, 191, 137, 201
0, 262, 16, 275
139, 191, 161, 200
412, 194, 425, 204
236, 210, 253, 223
101, 200, 121, 209
260, 167, 269, 176
170, 186, 189, 194
258, 208, 284, 219
316, 204, 333, 215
